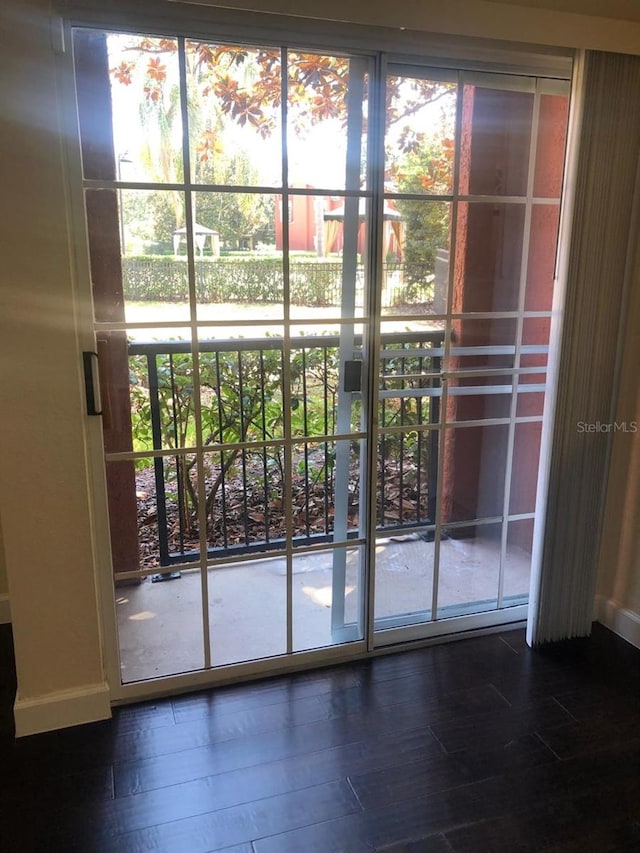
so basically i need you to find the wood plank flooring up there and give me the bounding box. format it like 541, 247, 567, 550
1, 622, 639, 852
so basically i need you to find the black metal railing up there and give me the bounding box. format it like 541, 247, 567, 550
129, 329, 445, 567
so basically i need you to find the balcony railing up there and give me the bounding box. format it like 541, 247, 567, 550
129, 329, 445, 568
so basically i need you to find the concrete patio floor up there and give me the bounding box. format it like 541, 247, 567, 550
116, 533, 531, 683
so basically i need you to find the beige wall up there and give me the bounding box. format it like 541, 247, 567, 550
597, 242, 640, 617
493, 0, 640, 22
0, 519, 7, 599
0, 0, 105, 698
193, 0, 640, 54
0, 0, 638, 733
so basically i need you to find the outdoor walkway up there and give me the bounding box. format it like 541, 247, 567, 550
116, 535, 531, 682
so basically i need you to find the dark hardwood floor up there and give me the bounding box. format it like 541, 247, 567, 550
1, 622, 639, 852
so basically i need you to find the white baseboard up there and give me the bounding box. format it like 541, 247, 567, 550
0, 594, 10, 624
595, 594, 640, 649
14, 682, 111, 737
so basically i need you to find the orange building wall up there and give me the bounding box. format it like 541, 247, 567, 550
441, 87, 569, 548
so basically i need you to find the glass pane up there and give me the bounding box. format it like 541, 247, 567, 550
202, 446, 286, 555
449, 317, 518, 372
109, 35, 183, 184
522, 315, 551, 348
291, 439, 363, 545
509, 421, 541, 515
374, 531, 435, 626
209, 558, 287, 666
460, 85, 533, 197
516, 389, 545, 418
199, 331, 285, 444
377, 429, 439, 529
533, 93, 569, 199
379, 325, 445, 379
75, 32, 184, 184
117, 570, 205, 682
453, 203, 526, 313
106, 455, 200, 573
86, 189, 190, 324
381, 201, 451, 316
117, 189, 191, 322
440, 424, 509, 523
293, 547, 364, 651
437, 522, 502, 618
85, 188, 127, 323
290, 253, 345, 310
186, 41, 282, 188
287, 53, 367, 190
378, 387, 441, 432
287, 194, 368, 319
518, 315, 549, 417
525, 204, 560, 311
290, 330, 363, 437
193, 191, 283, 320
129, 343, 195, 452
96, 331, 135, 455
105, 457, 142, 575
97, 328, 193, 455
446, 375, 513, 423
503, 519, 534, 602
378, 332, 442, 520
385, 75, 457, 195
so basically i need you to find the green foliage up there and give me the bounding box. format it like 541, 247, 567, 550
393, 198, 449, 276
393, 137, 451, 293
195, 151, 275, 249
122, 257, 346, 305
376, 339, 441, 522
128, 335, 343, 534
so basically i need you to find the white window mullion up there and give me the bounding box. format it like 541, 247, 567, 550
178, 37, 212, 670
279, 47, 294, 656
331, 56, 367, 641
431, 69, 465, 622
498, 79, 542, 609
365, 52, 388, 651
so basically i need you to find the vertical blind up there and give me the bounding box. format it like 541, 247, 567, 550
528, 50, 640, 645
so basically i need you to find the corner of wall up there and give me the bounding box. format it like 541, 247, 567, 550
13, 682, 111, 738
594, 594, 640, 650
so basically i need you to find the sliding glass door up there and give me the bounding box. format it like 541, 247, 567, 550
372, 67, 569, 644
71, 25, 570, 690
74, 31, 373, 687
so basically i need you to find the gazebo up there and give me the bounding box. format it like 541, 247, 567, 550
173, 223, 220, 257
323, 198, 404, 259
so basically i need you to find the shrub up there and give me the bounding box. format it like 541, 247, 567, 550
122, 256, 349, 306
121, 256, 431, 308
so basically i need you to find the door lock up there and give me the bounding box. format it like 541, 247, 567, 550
343, 360, 362, 393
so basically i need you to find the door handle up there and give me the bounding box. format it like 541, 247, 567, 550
83, 351, 102, 416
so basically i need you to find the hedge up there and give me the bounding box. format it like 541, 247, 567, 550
121, 256, 434, 306
122, 256, 349, 306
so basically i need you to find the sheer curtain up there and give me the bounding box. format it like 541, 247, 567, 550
528, 50, 640, 645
